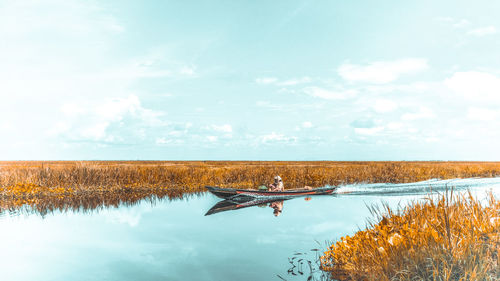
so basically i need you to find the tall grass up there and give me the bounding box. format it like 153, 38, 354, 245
320, 189, 500, 281
1, 161, 500, 215
2, 161, 500, 190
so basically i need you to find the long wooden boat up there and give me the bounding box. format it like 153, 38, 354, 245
205, 185, 337, 200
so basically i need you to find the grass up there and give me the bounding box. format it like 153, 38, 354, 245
1, 161, 499, 278
1, 161, 500, 214
320, 189, 500, 281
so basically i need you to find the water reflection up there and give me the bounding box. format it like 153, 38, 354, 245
0, 179, 498, 281
4, 177, 499, 218
0, 188, 202, 217
283, 249, 330, 281
205, 197, 290, 216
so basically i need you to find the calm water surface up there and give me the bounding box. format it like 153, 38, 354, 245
1, 178, 499, 281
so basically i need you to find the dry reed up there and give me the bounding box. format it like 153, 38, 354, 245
1, 161, 500, 215
320, 189, 500, 281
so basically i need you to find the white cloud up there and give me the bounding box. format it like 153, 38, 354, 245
50, 95, 165, 142
0, 122, 12, 130
364, 82, 431, 95
179, 65, 196, 76
206, 136, 218, 142
277, 76, 312, 86
81, 122, 110, 141
436, 17, 470, 28
467, 107, 499, 121
386, 122, 404, 130
444, 71, 500, 102
255, 77, 278, 84
425, 137, 439, 143
256, 101, 324, 112
373, 99, 398, 113
255, 76, 311, 86
302, 121, 313, 128
256, 101, 283, 111
156, 137, 168, 145
354, 126, 384, 136
155, 137, 184, 145
304, 86, 357, 100
205, 124, 232, 133
0, 0, 192, 152
452, 19, 470, 28
259, 132, 297, 144
467, 26, 497, 36
338, 58, 428, 84
401, 107, 435, 121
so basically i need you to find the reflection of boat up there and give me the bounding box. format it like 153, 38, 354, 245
205, 186, 337, 201
205, 197, 289, 216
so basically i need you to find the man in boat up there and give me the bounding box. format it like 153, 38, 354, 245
268, 175, 284, 192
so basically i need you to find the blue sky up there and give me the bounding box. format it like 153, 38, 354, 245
1, 0, 500, 160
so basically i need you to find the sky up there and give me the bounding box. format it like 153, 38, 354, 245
1, 0, 500, 160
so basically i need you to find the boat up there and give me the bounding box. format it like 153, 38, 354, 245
205, 185, 337, 201
205, 197, 289, 216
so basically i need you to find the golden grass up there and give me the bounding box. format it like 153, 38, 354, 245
320, 189, 500, 281
1, 161, 500, 214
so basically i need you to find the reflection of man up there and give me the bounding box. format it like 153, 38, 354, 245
269, 200, 283, 217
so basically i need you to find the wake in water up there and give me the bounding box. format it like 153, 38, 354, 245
335, 177, 500, 197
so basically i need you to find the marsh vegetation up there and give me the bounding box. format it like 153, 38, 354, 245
0, 162, 499, 280
1, 161, 500, 214
321, 190, 500, 281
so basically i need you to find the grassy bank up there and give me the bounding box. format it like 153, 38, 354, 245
320, 190, 500, 281
1, 161, 500, 214
2, 161, 500, 190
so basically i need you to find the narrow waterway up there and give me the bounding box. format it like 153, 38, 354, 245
1, 178, 499, 281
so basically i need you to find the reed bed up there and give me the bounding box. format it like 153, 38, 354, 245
320, 190, 500, 281
1, 161, 500, 214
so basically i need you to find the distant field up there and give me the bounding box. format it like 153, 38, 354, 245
1, 161, 500, 214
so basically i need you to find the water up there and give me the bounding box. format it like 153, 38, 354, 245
1, 178, 499, 281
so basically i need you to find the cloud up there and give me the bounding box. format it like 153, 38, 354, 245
49, 95, 165, 142
255, 76, 311, 86
206, 136, 218, 142
467, 107, 499, 121
258, 132, 297, 144
256, 101, 284, 111
302, 121, 313, 128
256, 101, 325, 112
179, 65, 196, 76
338, 58, 429, 84
205, 124, 233, 133
436, 17, 470, 28
373, 99, 398, 113
350, 118, 375, 129
350, 117, 384, 136
444, 71, 500, 102
354, 126, 384, 136
401, 107, 435, 121
304, 86, 357, 100
255, 77, 278, 84
386, 122, 404, 131
467, 26, 497, 36
277, 77, 312, 86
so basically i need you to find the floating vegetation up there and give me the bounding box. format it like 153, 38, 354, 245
1, 161, 500, 215
320, 189, 500, 281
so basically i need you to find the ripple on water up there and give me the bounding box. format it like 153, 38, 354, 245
335, 177, 500, 197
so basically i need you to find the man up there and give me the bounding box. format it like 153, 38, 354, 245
268, 175, 284, 192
